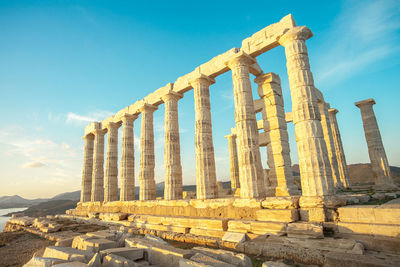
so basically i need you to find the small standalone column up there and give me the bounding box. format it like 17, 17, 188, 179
278, 26, 334, 196
318, 101, 342, 188
225, 51, 265, 198
355, 99, 394, 188
162, 91, 183, 200
224, 134, 240, 191
189, 74, 217, 199
104, 122, 120, 202
328, 108, 350, 188
120, 114, 138, 201
91, 129, 106, 202
255, 72, 299, 196
80, 134, 94, 202
139, 103, 158, 200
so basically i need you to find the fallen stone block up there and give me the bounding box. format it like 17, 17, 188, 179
190, 253, 235, 267
261, 197, 299, 209
179, 258, 213, 267
52, 262, 88, 267
262, 261, 290, 267
255, 209, 299, 222
100, 247, 144, 261
87, 253, 101, 267
23, 256, 67, 267
99, 213, 128, 221
86, 230, 117, 240
84, 238, 118, 253
250, 221, 287, 236
72, 235, 97, 250
102, 253, 136, 267
324, 251, 398, 267
42, 246, 94, 263
286, 222, 323, 239
192, 247, 252, 267
222, 232, 247, 244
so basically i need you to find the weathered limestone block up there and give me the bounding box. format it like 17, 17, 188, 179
255, 209, 299, 222
299, 208, 326, 222
191, 247, 252, 267
228, 220, 287, 236
126, 237, 194, 267
81, 134, 94, 202
189, 73, 217, 200
102, 254, 136, 267
91, 129, 106, 202
162, 91, 184, 200
87, 253, 101, 267
120, 114, 138, 201
104, 122, 120, 202
100, 247, 144, 261
324, 251, 398, 267
99, 213, 128, 221
55, 237, 74, 247
286, 222, 323, 239
42, 246, 94, 263
337, 222, 400, 238
355, 99, 395, 189
318, 101, 341, 188
222, 232, 247, 244
225, 134, 240, 190
83, 238, 118, 253
225, 51, 265, 199
139, 103, 158, 200
23, 257, 68, 267
52, 262, 88, 267
255, 72, 299, 196
190, 253, 235, 267
328, 108, 350, 188
262, 262, 290, 267
86, 231, 118, 241
278, 26, 334, 197
189, 228, 226, 239
337, 205, 400, 225
261, 196, 299, 209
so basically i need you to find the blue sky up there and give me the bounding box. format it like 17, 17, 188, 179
0, 0, 399, 198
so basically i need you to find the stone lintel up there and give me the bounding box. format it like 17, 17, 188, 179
355, 98, 376, 108
84, 121, 102, 136
328, 108, 338, 115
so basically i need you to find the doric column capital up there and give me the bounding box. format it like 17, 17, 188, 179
161, 91, 183, 102
82, 133, 94, 140
224, 133, 236, 140
188, 73, 215, 87
224, 50, 257, 69
103, 121, 121, 131
139, 103, 158, 113
278, 26, 313, 47
355, 98, 376, 108
254, 72, 282, 98
93, 128, 107, 136
254, 72, 281, 86
121, 114, 138, 123
328, 108, 339, 115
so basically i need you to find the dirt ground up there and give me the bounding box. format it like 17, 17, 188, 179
0, 231, 54, 267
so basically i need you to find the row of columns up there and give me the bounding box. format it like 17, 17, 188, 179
81, 25, 394, 203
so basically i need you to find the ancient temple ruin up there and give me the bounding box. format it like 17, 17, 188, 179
67, 15, 399, 261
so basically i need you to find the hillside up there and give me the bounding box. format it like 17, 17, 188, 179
6, 200, 78, 217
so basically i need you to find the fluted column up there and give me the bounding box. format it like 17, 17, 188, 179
319, 101, 342, 188
255, 72, 299, 196
120, 114, 138, 201
189, 74, 217, 199
80, 134, 94, 202
355, 99, 394, 189
139, 103, 158, 200
91, 129, 106, 202
162, 91, 183, 200
104, 122, 120, 202
328, 108, 350, 188
225, 51, 265, 199
224, 134, 240, 190
278, 26, 334, 196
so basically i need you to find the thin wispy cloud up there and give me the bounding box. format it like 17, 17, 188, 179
66, 110, 114, 124
314, 0, 400, 88
21, 161, 45, 169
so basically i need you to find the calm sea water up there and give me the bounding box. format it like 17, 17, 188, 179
0, 208, 27, 232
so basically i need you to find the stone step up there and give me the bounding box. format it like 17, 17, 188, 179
255, 209, 298, 222
228, 220, 287, 236
189, 228, 226, 239
286, 222, 323, 239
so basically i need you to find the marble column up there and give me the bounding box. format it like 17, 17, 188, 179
255, 72, 299, 196
91, 129, 106, 202
189, 74, 217, 199
224, 133, 240, 190
355, 99, 394, 188
80, 134, 94, 202
328, 108, 350, 188
278, 26, 334, 196
318, 101, 342, 188
120, 114, 138, 201
162, 91, 183, 200
139, 103, 158, 200
104, 122, 120, 202
225, 51, 265, 198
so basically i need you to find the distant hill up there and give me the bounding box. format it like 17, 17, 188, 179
7, 200, 78, 217
51, 191, 81, 201
0, 195, 48, 209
